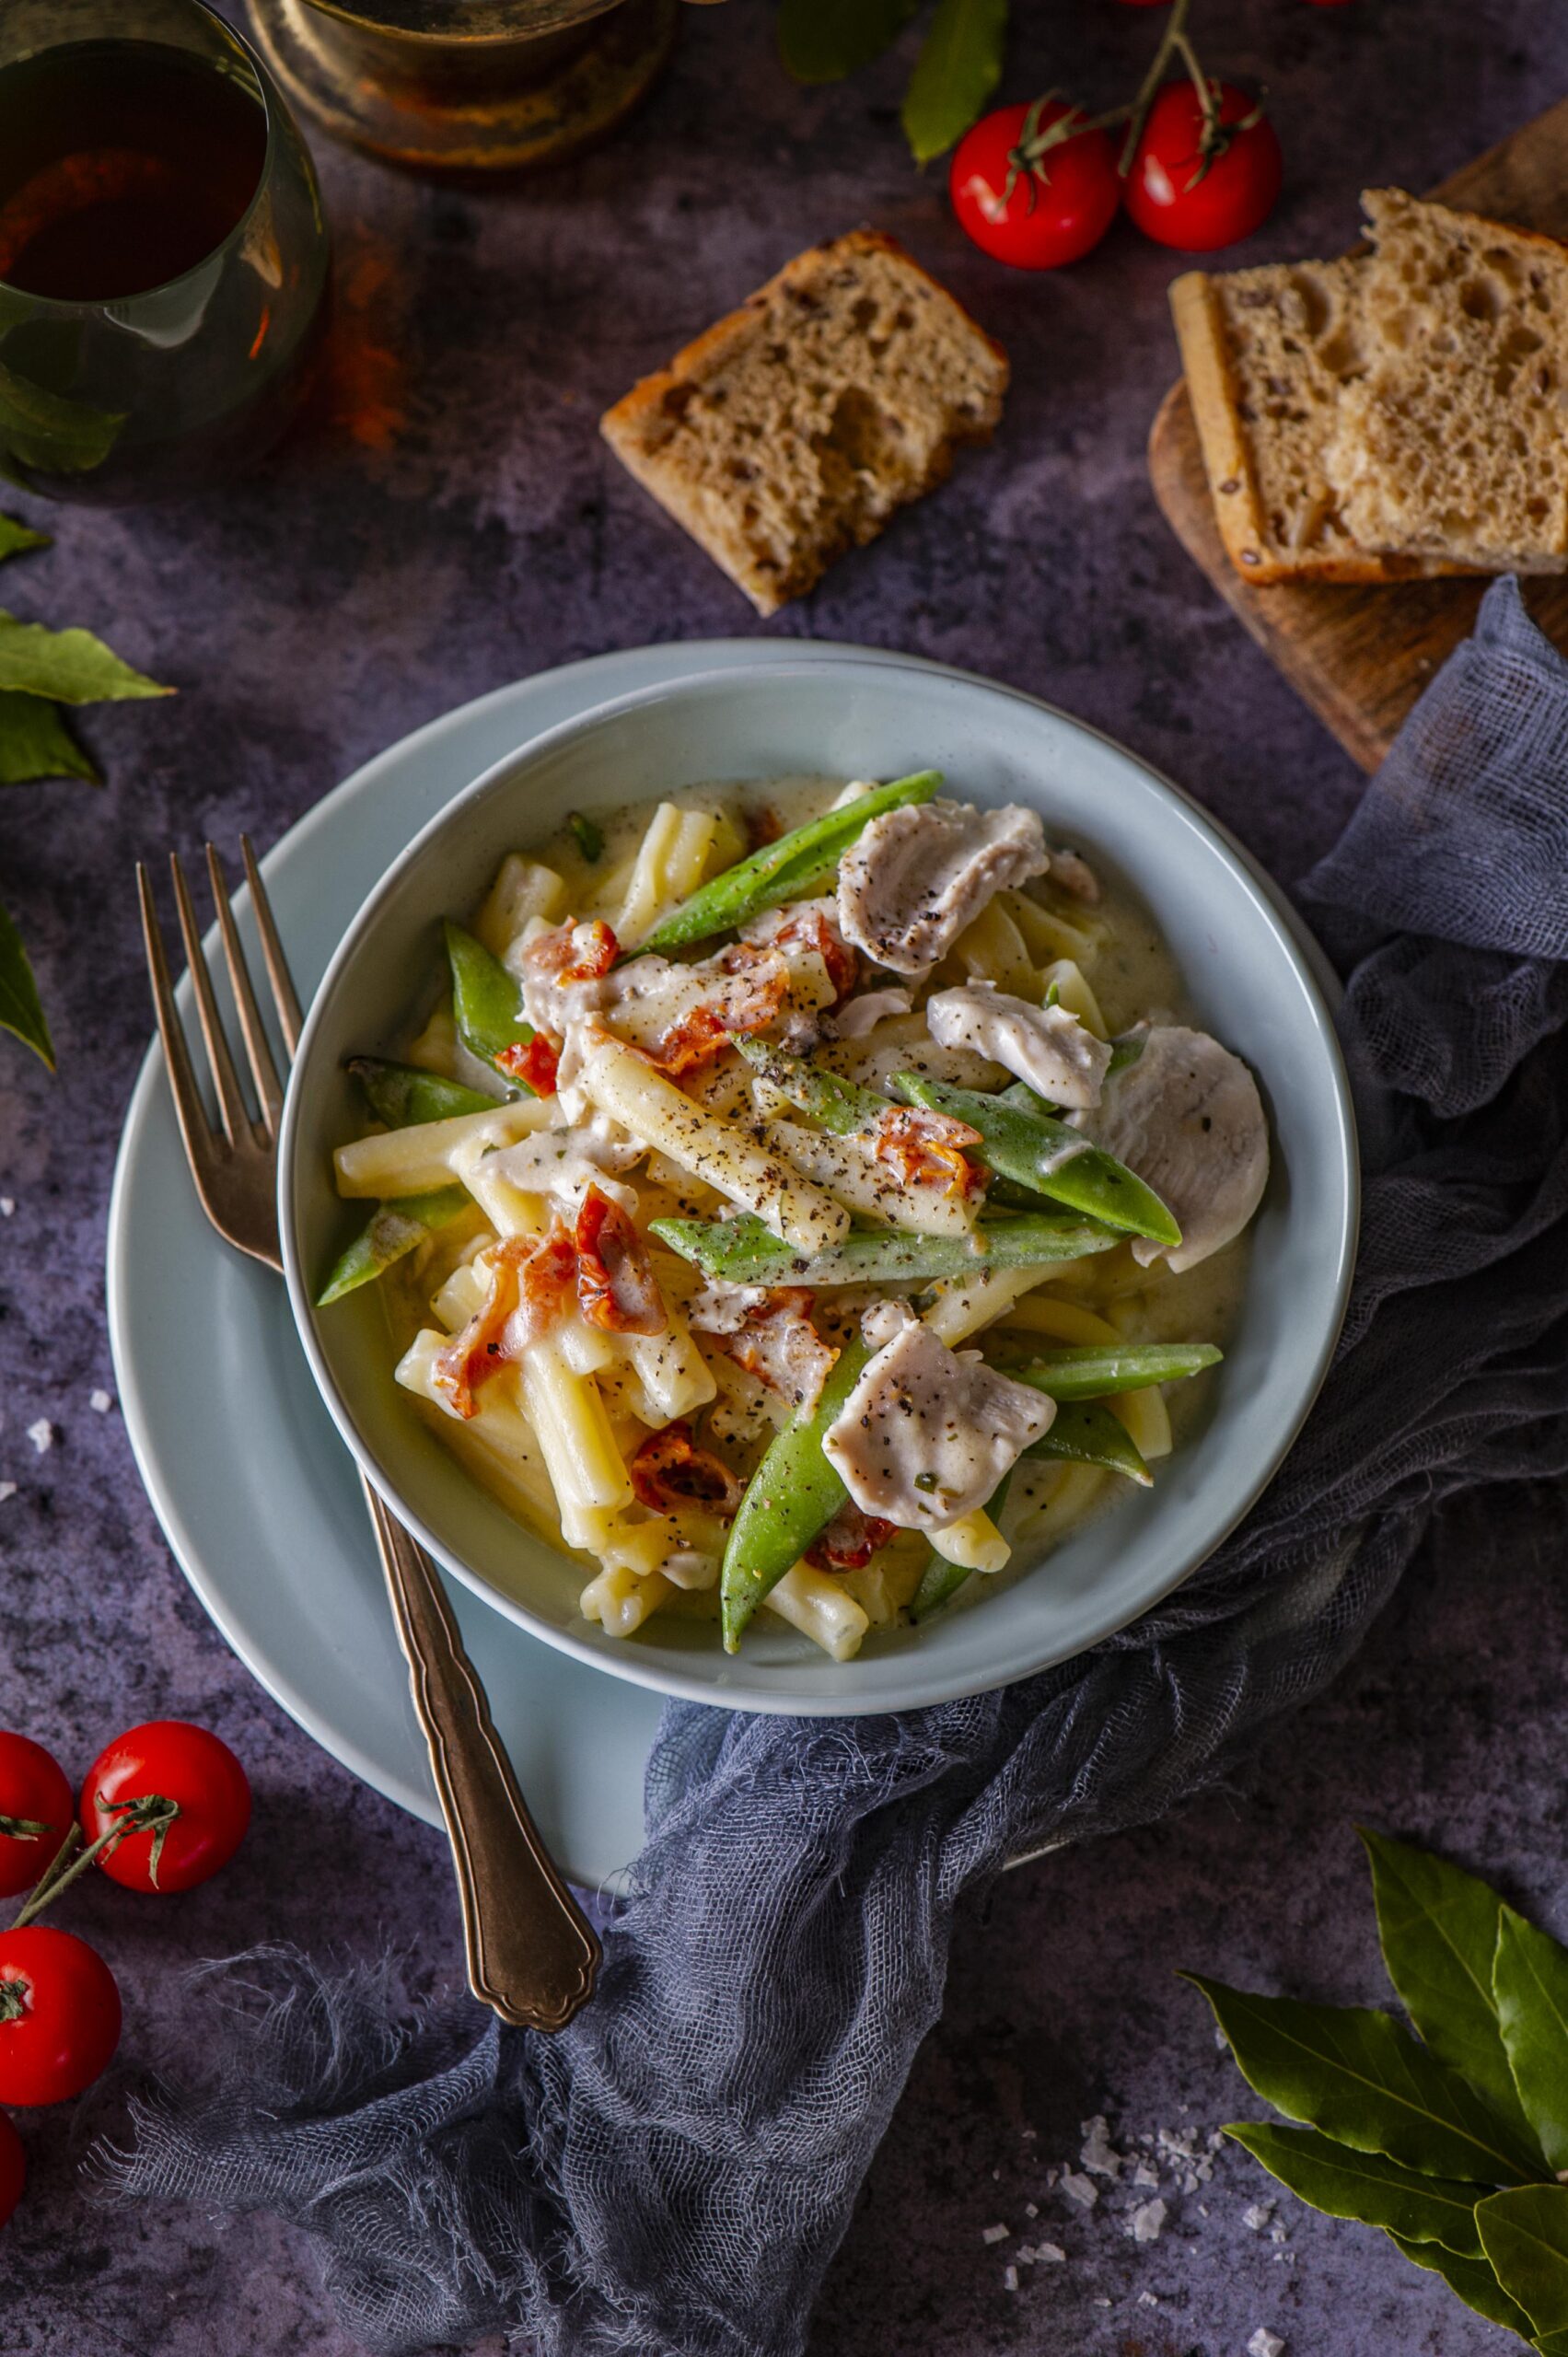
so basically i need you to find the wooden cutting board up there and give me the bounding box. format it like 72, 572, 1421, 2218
1147, 98, 1568, 772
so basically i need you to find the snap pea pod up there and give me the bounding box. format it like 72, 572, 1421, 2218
347, 1056, 497, 1127
1023, 1399, 1152, 1484
1004, 1342, 1222, 1400
634, 771, 942, 958
317, 1187, 471, 1306
721, 1337, 872, 1650
649, 1210, 1119, 1289
444, 920, 535, 1082
891, 1073, 1180, 1248
733, 1038, 886, 1136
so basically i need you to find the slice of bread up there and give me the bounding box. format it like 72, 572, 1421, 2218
600, 230, 1008, 616
1324, 189, 1568, 573
1170, 255, 1458, 583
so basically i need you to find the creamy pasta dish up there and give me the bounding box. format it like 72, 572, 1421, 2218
322, 774, 1268, 1665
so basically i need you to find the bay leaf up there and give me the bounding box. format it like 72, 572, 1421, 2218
1186, 1976, 1539, 2185
0, 610, 169, 704
900, 0, 1006, 164
1225, 2121, 1487, 2256
0, 692, 98, 784
0, 893, 52, 1065
0, 351, 122, 478
0, 512, 49, 563
1389, 2230, 1537, 2339
779, 0, 918, 83
1478, 2187, 1568, 2340
1495, 1907, 1568, 2174
1360, 1828, 1539, 2154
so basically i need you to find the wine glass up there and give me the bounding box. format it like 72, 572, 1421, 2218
0, 0, 330, 505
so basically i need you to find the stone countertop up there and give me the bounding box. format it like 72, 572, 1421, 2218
1, 3, 1565, 2351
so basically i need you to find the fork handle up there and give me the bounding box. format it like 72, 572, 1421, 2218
362, 1480, 601, 2031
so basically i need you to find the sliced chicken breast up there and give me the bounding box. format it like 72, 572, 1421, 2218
837, 800, 1049, 974
1076, 1025, 1268, 1273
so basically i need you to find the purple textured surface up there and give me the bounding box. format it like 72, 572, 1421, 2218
1, 3, 1565, 2351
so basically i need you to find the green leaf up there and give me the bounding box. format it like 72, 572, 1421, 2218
0, 892, 52, 1066
1495, 1907, 1568, 2175
1478, 2188, 1568, 2340
1389, 2230, 1537, 2339
900, 0, 1006, 164
0, 692, 97, 784
0, 351, 122, 480
0, 611, 170, 704
1225, 2122, 1489, 2257
1186, 1976, 1540, 2185
0, 513, 48, 563
1360, 1829, 1540, 2154
779, 0, 918, 83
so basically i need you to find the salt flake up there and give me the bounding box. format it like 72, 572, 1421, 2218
0, 1482, 15, 1504
1243, 2202, 1274, 2232
1129, 2198, 1167, 2244
1061, 2171, 1098, 2210
1080, 2115, 1123, 2179
981, 2223, 1009, 2246
26, 1419, 52, 1455
1002, 2265, 1018, 2293
1248, 2332, 1285, 2357
1133, 2163, 1159, 2189
1023, 2202, 1039, 2219
89, 1389, 112, 1414
1138, 2292, 1159, 2307
0, 1198, 13, 1216
1030, 2242, 1066, 2265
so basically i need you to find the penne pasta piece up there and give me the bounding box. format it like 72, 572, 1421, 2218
929, 1508, 1010, 1576
949, 900, 1039, 998
922, 1265, 1053, 1346
1039, 957, 1109, 1040
577, 1031, 848, 1255
431, 1256, 490, 1333
1108, 1383, 1173, 1462
394, 1331, 559, 1527
994, 1294, 1121, 1345
334, 1098, 555, 1199
762, 1561, 871, 1662
1001, 889, 1103, 970
579, 1561, 675, 1639
616, 804, 720, 950
448, 1134, 553, 1242
519, 1341, 634, 1540
477, 853, 568, 966
619, 1312, 717, 1426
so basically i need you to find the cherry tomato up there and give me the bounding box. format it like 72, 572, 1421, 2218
0, 1734, 75, 1900
0, 1928, 121, 2106
1124, 79, 1283, 252
81, 1721, 250, 1894
949, 100, 1120, 271
0, 2114, 22, 2226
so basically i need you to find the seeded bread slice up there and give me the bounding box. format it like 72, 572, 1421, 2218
600, 230, 1008, 616
1170, 256, 1459, 584
1325, 189, 1568, 573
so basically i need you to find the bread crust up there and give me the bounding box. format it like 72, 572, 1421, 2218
1169, 258, 1470, 586
600, 230, 1009, 616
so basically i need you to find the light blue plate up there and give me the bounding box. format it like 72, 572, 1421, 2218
108, 644, 1356, 1878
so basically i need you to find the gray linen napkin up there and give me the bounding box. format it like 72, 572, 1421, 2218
103, 578, 1568, 2357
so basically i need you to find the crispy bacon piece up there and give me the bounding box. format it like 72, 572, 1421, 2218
630, 1421, 744, 1517
495, 1033, 560, 1096
575, 1185, 667, 1337
872, 1106, 986, 1201
759, 902, 859, 1005
806, 1501, 897, 1573
722, 1286, 840, 1417
522, 918, 619, 989
645, 943, 791, 1076
433, 1225, 576, 1418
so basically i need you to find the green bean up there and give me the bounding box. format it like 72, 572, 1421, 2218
891, 1073, 1180, 1248
649, 1210, 1119, 1289
634, 771, 941, 958
1004, 1342, 1222, 1400
1023, 1399, 1152, 1484
444, 920, 535, 1081
317, 1188, 471, 1306
732, 1038, 885, 1137
566, 810, 603, 864
347, 1056, 497, 1127
721, 1337, 871, 1650
909, 1550, 971, 1620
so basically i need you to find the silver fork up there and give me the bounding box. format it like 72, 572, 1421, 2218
137, 840, 600, 2032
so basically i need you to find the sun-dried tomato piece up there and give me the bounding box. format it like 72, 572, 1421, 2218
575, 1185, 667, 1337
872, 1105, 986, 1200
745, 805, 782, 853
806, 1501, 897, 1573
758, 902, 859, 1004
630, 1421, 744, 1516
433, 1227, 575, 1418
522, 917, 620, 994
496, 1033, 560, 1096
